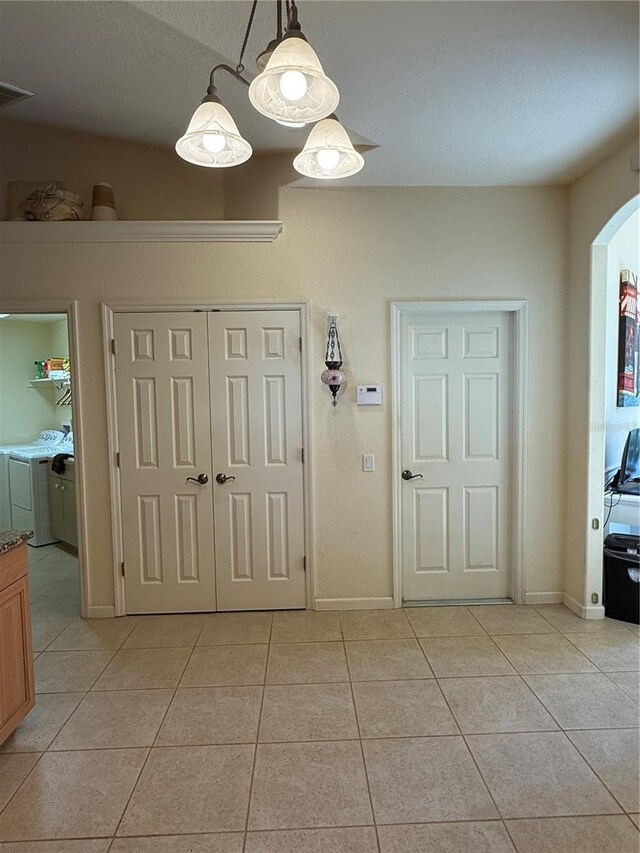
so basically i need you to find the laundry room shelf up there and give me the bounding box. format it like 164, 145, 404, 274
29, 379, 70, 387
0, 220, 283, 244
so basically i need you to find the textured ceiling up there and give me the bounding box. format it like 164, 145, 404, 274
0, 1, 637, 186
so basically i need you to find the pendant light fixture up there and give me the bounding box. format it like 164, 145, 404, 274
294, 115, 364, 179
176, 0, 363, 179
175, 94, 252, 168
248, 3, 339, 127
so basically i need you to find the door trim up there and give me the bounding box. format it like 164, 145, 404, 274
391, 300, 529, 607
102, 301, 314, 616
0, 299, 89, 619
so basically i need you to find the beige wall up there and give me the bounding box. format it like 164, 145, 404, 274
566, 138, 639, 609
224, 153, 300, 220
1, 185, 569, 611
50, 318, 70, 361
604, 211, 640, 474
0, 119, 225, 221
0, 318, 66, 444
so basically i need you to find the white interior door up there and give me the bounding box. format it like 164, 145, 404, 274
400, 311, 512, 601
209, 311, 306, 611
114, 312, 216, 613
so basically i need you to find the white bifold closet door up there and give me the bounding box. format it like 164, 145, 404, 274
114, 313, 216, 613
400, 311, 512, 602
209, 311, 305, 611
114, 310, 305, 614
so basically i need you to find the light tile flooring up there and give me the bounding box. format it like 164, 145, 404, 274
27, 543, 81, 626
1, 597, 639, 851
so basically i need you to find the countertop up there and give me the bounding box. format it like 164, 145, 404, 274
0, 530, 34, 556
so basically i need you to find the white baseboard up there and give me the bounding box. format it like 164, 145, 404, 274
87, 605, 116, 619
562, 592, 605, 621
314, 597, 394, 611
525, 591, 563, 605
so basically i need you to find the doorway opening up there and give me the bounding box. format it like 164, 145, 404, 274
0, 308, 84, 626
391, 301, 528, 607
586, 194, 640, 611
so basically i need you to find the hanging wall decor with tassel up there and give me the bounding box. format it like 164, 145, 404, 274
321, 314, 346, 406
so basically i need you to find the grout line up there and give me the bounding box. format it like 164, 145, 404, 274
554, 729, 632, 815
469, 726, 633, 822
417, 632, 517, 678
34, 617, 77, 653
460, 731, 505, 821
0, 750, 48, 820
343, 635, 382, 853
109, 633, 202, 840
466, 606, 490, 634
241, 613, 272, 853
532, 604, 640, 639
501, 817, 521, 851
531, 605, 570, 633
430, 677, 464, 739
3, 816, 637, 848
561, 729, 638, 815
18, 725, 638, 752
602, 670, 640, 705
43, 687, 94, 752
429, 665, 516, 841
34, 648, 118, 698
521, 673, 639, 727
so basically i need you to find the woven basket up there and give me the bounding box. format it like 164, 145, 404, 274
24, 183, 83, 221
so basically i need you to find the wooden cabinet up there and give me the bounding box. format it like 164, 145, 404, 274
48, 462, 77, 548
0, 542, 35, 745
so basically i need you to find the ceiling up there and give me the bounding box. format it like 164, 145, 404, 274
0, 1, 637, 186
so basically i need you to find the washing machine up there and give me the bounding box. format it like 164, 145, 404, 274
0, 430, 67, 531
8, 432, 73, 547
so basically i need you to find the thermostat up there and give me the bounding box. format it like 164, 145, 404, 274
357, 384, 383, 405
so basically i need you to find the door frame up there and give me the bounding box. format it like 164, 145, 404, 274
0, 298, 89, 619
390, 300, 529, 607
102, 301, 314, 616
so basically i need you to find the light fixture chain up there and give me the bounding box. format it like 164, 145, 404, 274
237, 0, 259, 74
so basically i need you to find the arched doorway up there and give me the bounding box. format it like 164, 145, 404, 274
585, 194, 640, 610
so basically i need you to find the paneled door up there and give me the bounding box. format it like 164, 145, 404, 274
209, 311, 306, 610
400, 311, 512, 601
114, 313, 216, 613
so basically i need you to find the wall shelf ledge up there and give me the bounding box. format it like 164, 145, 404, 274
29, 378, 70, 387
0, 220, 283, 244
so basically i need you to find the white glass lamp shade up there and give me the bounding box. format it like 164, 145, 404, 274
276, 118, 307, 128
293, 117, 364, 180
176, 100, 252, 168
248, 36, 339, 125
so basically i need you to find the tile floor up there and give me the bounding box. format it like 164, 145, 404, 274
27, 543, 81, 627
1, 600, 638, 851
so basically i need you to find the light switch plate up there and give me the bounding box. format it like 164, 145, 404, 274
363, 453, 375, 472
